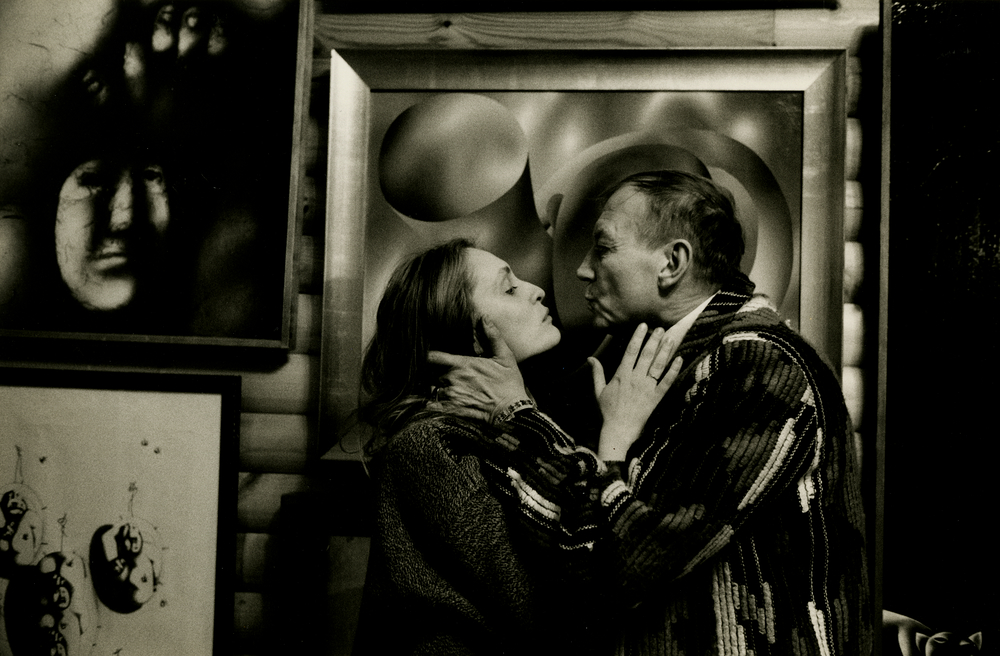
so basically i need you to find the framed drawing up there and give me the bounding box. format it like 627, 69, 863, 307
0, 367, 239, 656
0, 0, 311, 349
319, 48, 846, 454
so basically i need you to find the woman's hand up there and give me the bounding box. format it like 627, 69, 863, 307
592, 323, 682, 461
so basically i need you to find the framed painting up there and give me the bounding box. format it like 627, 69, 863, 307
319, 48, 846, 454
0, 0, 311, 349
0, 367, 240, 656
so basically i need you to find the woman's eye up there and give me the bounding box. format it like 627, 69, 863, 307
505, 285, 518, 296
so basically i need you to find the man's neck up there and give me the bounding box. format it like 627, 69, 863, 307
656, 281, 720, 329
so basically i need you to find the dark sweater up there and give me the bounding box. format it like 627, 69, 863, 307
352, 414, 607, 656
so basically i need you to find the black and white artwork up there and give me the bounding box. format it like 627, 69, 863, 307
0, 368, 238, 656
0, 0, 302, 346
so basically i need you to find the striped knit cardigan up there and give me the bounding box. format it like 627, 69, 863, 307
479, 274, 873, 656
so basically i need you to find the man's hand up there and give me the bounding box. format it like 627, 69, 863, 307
427, 320, 529, 423
592, 323, 683, 461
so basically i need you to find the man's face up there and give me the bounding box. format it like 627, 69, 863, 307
55, 159, 170, 311
576, 185, 664, 329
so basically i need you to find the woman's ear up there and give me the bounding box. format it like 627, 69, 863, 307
657, 239, 693, 289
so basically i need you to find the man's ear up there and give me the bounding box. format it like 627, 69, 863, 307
657, 239, 693, 290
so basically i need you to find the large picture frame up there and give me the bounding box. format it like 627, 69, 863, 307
319, 48, 846, 454
0, 0, 311, 350
0, 367, 239, 656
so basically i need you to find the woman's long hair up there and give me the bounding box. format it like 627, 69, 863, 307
358, 239, 481, 456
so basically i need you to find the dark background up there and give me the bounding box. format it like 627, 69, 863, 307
884, 0, 999, 636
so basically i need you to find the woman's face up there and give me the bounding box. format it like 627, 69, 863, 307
465, 248, 561, 362
54, 159, 170, 311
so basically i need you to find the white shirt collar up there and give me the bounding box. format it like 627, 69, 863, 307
664, 293, 716, 346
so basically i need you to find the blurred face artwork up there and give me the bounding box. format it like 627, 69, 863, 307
55, 159, 170, 312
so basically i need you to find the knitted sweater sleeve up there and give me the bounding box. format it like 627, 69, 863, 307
595, 333, 831, 604
481, 408, 608, 554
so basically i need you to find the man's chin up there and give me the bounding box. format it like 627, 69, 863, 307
589, 314, 612, 330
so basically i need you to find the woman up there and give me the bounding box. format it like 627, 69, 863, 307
352, 239, 680, 656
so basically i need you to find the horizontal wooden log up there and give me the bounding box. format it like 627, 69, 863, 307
843, 303, 865, 368
845, 180, 863, 241
314, 11, 775, 52
240, 412, 313, 473
237, 472, 315, 533
842, 365, 865, 430
0, 354, 319, 415
240, 353, 319, 415
846, 55, 861, 118
844, 241, 864, 303
235, 532, 276, 590
846, 117, 863, 182
774, 2, 880, 53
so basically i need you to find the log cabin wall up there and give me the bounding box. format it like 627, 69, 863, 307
0, 1, 881, 654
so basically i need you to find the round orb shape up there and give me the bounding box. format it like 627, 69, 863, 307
378, 93, 530, 222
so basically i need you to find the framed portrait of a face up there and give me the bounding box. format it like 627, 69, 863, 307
0, 0, 309, 350
319, 48, 846, 451
0, 367, 239, 656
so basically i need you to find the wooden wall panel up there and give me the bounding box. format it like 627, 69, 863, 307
241, 412, 312, 473
237, 472, 313, 533
314, 11, 776, 50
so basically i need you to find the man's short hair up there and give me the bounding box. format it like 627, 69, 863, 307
607, 170, 745, 285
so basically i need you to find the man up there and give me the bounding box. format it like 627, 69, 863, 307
432, 170, 872, 655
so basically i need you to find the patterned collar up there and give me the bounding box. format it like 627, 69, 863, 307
673, 272, 756, 360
